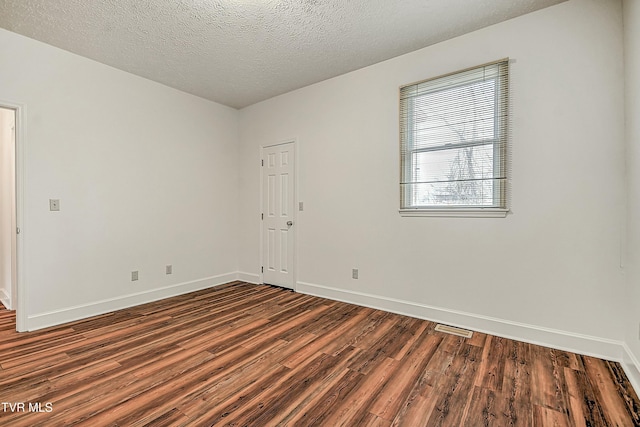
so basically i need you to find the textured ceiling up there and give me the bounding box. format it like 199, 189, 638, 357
0, 0, 565, 109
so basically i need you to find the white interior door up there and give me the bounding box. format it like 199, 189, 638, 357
262, 142, 295, 289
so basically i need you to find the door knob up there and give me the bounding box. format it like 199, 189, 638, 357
286, 221, 293, 226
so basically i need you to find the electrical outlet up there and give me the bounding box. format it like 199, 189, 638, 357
166, 265, 172, 275
131, 271, 138, 281
49, 199, 60, 211
299, 202, 304, 211
352, 268, 359, 279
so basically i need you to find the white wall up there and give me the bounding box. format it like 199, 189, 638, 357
0, 107, 15, 309
0, 28, 240, 329
624, 0, 640, 389
239, 0, 627, 357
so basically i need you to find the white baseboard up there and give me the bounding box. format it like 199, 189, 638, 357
622, 344, 640, 396
297, 281, 630, 368
236, 271, 260, 284
27, 272, 237, 331
0, 289, 11, 310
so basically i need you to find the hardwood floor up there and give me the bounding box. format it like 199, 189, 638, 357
0, 282, 638, 426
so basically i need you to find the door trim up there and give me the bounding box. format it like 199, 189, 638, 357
259, 139, 297, 290
0, 100, 26, 331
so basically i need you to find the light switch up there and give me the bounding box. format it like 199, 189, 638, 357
49, 199, 60, 211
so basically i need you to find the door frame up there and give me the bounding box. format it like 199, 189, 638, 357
0, 100, 26, 332
259, 139, 298, 290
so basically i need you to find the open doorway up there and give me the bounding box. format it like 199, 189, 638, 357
0, 107, 17, 314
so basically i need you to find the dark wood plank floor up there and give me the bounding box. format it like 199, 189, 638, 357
0, 282, 638, 426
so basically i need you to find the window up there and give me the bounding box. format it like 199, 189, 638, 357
399, 59, 509, 217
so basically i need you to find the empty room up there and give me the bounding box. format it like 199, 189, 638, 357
0, 0, 640, 425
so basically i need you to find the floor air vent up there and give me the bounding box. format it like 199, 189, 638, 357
434, 324, 473, 338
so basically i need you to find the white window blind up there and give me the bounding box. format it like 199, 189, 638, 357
400, 59, 509, 215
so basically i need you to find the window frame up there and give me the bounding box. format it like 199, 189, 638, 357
399, 59, 509, 218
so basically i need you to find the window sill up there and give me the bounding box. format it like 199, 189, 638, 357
399, 208, 509, 218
